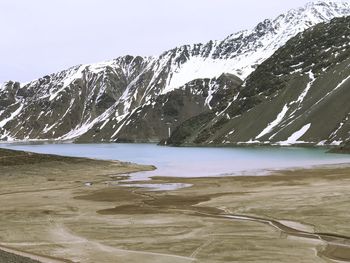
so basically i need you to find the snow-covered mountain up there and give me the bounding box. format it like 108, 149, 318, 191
0, 1, 349, 142
164, 0, 350, 83
168, 15, 350, 147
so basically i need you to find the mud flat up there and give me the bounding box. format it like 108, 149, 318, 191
1, 148, 350, 262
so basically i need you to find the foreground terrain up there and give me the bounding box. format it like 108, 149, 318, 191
0, 148, 350, 262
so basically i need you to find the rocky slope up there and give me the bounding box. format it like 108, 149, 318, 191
77, 73, 242, 142
0, 1, 349, 142
168, 15, 350, 147
330, 140, 350, 153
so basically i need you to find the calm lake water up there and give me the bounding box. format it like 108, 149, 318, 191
2, 143, 350, 181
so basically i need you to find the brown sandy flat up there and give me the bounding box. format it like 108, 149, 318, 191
1, 148, 350, 262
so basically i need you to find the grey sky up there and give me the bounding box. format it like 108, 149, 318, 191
1, 0, 316, 83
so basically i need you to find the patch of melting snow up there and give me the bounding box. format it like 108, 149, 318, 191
256, 104, 289, 139
0, 103, 24, 128
205, 81, 216, 109
330, 140, 343, 146
317, 140, 327, 146
278, 123, 311, 146
295, 71, 315, 105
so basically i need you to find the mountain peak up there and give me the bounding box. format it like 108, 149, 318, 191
160, 0, 350, 89
1, 1, 350, 142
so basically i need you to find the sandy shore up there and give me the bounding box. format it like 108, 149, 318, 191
1, 148, 350, 262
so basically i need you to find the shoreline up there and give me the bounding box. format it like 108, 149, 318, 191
1, 148, 350, 262
2, 143, 350, 180
0, 148, 155, 263
1, 139, 348, 153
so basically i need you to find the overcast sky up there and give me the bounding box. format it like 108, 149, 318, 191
1, 0, 317, 83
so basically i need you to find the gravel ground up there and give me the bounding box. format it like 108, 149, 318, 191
0, 249, 41, 263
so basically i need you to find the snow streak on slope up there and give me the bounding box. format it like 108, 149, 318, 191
294, 71, 316, 105
0, 103, 24, 128
256, 104, 289, 139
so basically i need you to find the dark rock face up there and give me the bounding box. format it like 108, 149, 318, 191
330, 141, 350, 154
76, 73, 242, 143
169, 16, 350, 147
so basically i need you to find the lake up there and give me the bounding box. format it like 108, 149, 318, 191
1, 143, 350, 182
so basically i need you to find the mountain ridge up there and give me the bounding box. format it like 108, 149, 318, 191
167, 15, 350, 147
1, 0, 350, 143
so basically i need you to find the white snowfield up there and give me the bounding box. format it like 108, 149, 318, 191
163, 1, 350, 91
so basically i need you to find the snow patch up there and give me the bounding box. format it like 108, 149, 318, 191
164, 57, 238, 93
330, 140, 343, 146
49, 65, 85, 101
0, 103, 24, 128
295, 71, 315, 105
317, 140, 327, 146
256, 104, 289, 139
278, 123, 311, 145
